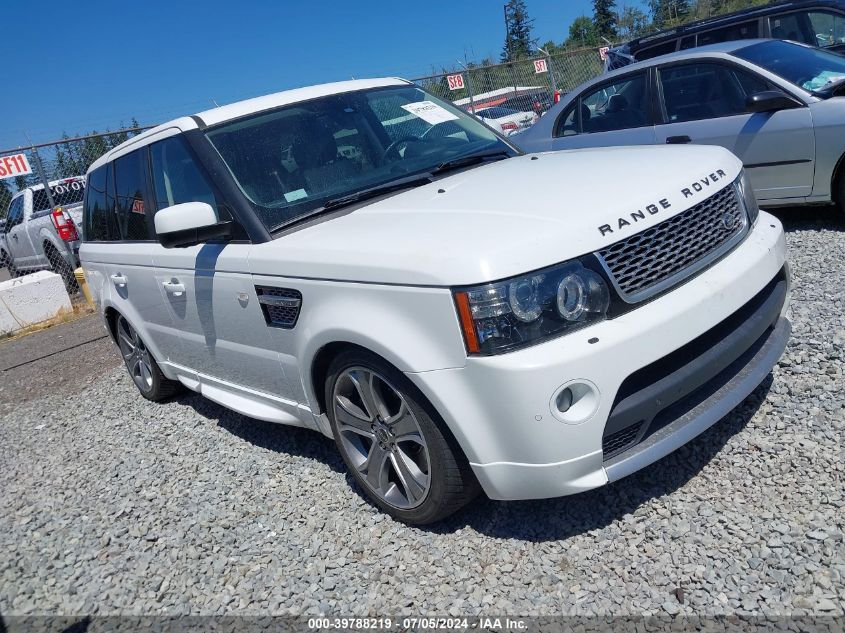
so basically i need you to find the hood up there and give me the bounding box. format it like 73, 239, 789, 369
249, 145, 743, 286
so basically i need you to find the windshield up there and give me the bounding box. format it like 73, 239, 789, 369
206, 84, 511, 231
733, 40, 845, 92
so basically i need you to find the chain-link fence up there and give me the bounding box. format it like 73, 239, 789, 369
412, 45, 607, 136
0, 127, 152, 302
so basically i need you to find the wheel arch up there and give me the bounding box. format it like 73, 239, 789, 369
310, 341, 370, 417
103, 305, 120, 344
832, 150, 845, 207
309, 340, 477, 477
40, 232, 67, 261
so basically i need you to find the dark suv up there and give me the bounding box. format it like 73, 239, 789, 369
606, 0, 845, 70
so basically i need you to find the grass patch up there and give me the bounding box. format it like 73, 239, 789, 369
0, 303, 96, 343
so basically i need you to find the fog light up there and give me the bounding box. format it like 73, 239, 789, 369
556, 387, 573, 413
549, 380, 600, 425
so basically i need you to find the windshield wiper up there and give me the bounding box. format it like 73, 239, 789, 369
322, 173, 434, 210
432, 150, 512, 175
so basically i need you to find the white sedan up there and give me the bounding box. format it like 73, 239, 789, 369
475, 106, 538, 135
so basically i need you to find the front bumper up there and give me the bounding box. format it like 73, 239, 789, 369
407, 213, 790, 500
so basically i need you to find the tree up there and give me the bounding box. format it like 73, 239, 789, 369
593, 0, 618, 40
617, 4, 651, 39
566, 15, 600, 48
649, 0, 691, 29
0, 180, 12, 217
502, 0, 536, 61
54, 119, 143, 178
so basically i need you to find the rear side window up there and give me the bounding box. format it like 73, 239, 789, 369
637, 40, 678, 60
113, 149, 153, 241
581, 73, 650, 133
149, 136, 219, 213
697, 20, 759, 46
83, 164, 119, 242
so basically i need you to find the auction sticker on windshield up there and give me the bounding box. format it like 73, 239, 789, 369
400, 101, 459, 125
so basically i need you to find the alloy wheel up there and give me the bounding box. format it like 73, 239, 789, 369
333, 367, 431, 509
116, 316, 154, 393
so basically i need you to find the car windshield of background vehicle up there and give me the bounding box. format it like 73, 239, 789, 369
206, 85, 510, 232
733, 40, 845, 92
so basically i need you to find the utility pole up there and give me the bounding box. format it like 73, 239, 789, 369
537, 46, 557, 96
457, 59, 476, 113
503, 3, 511, 61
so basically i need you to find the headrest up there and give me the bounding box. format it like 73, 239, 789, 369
607, 94, 629, 112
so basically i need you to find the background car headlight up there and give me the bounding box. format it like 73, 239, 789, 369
736, 169, 759, 226
454, 260, 610, 355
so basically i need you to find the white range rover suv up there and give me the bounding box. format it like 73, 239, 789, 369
80, 78, 791, 525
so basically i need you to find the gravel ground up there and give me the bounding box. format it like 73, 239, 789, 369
0, 209, 843, 617
0, 314, 114, 416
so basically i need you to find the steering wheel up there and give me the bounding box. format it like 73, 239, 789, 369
380, 136, 420, 164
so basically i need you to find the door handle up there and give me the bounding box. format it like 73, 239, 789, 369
666, 135, 692, 144
162, 281, 185, 297
110, 273, 127, 287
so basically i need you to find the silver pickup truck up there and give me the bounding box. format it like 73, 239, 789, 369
0, 177, 85, 289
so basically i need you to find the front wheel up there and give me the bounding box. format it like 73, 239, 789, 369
325, 349, 478, 525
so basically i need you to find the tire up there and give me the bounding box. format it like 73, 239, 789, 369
115, 314, 183, 402
2, 252, 18, 278
325, 349, 479, 525
45, 244, 79, 293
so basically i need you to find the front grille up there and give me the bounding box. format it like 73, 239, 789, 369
597, 185, 746, 302
255, 286, 302, 328
602, 421, 643, 458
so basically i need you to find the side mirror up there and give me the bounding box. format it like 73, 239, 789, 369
154, 202, 232, 249
746, 90, 802, 113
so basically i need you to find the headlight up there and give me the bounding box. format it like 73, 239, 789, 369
736, 169, 759, 226
454, 260, 610, 355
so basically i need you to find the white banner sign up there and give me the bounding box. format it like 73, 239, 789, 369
0, 153, 33, 179
533, 59, 548, 74
599, 46, 610, 61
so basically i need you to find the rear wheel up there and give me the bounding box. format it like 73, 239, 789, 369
116, 314, 182, 402
325, 349, 478, 525
1, 251, 18, 278
45, 244, 78, 293
837, 169, 845, 214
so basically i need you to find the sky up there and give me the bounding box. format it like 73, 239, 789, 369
0, 0, 645, 149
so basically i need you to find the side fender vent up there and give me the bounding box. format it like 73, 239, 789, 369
255, 286, 302, 329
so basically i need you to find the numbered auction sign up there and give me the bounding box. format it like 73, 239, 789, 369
599, 46, 610, 61
533, 59, 548, 74
0, 153, 33, 179
447, 73, 465, 91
